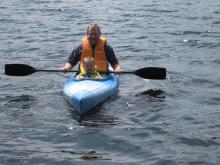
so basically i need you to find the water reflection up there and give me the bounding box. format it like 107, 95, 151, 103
4, 95, 35, 118
135, 89, 165, 98
5, 95, 35, 109
67, 103, 120, 128
58, 149, 111, 160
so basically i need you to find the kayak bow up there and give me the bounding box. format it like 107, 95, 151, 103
63, 73, 119, 114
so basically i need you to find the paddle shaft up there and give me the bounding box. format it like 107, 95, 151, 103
37, 70, 133, 74
36, 69, 78, 73
108, 71, 133, 74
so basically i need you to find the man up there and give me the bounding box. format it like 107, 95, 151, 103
60, 24, 121, 73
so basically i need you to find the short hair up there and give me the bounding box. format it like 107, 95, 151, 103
83, 57, 95, 66
87, 23, 101, 34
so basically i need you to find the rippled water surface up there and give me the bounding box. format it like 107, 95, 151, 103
1, 0, 220, 164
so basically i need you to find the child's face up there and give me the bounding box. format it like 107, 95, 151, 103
84, 62, 95, 73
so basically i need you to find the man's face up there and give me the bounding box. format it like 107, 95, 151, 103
87, 27, 100, 46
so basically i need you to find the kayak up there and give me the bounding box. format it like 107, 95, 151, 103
63, 73, 119, 114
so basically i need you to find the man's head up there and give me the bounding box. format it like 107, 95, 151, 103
87, 24, 101, 46
83, 57, 95, 73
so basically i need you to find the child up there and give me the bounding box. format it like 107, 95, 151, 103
77, 57, 102, 80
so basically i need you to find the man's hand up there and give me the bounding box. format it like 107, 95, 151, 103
114, 64, 121, 74
60, 63, 74, 73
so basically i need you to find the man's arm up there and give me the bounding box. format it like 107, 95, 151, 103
60, 44, 82, 72
105, 44, 121, 73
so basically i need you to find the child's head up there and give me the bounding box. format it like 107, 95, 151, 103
83, 57, 95, 73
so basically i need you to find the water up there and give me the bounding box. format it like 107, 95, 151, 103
1, 0, 220, 164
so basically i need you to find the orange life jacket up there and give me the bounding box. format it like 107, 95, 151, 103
80, 37, 108, 72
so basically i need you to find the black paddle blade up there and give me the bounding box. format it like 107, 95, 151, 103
135, 67, 166, 80
5, 64, 37, 76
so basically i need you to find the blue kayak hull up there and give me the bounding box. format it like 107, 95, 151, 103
63, 74, 119, 114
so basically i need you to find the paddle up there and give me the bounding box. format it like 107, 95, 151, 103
5, 64, 166, 80
109, 67, 166, 80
